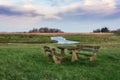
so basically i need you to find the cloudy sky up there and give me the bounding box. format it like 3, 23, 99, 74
0, 0, 120, 32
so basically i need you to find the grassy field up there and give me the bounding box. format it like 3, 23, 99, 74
64, 33, 120, 44
0, 34, 56, 43
0, 33, 120, 80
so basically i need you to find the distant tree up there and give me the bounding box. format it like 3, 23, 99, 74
39, 27, 44, 33
44, 27, 49, 33
29, 28, 38, 33
29, 27, 63, 33
93, 29, 101, 33
93, 27, 110, 33
101, 27, 109, 32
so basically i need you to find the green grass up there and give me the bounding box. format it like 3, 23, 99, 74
114, 32, 120, 36
0, 34, 120, 80
64, 34, 120, 44
0, 44, 120, 80
0, 34, 56, 43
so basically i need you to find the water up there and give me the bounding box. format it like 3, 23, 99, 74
51, 36, 79, 44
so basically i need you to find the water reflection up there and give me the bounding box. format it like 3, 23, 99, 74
51, 36, 79, 44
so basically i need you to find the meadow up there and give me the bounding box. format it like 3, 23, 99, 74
0, 33, 120, 80
0, 34, 56, 43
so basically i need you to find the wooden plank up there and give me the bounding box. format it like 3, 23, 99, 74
77, 45, 100, 49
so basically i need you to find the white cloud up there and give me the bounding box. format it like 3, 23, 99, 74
56, 0, 116, 15
0, 0, 118, 24
59, 2, 82, 13
83, 0, 116, 13
20, 4, 60, 19
84, 0, 115, 7
0, 1, 10, 5
22, 0, 33, 4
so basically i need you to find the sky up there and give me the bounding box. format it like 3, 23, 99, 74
0, 0, 120, 32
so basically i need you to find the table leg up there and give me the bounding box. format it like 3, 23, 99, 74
71, 49, 78, 62
61, 48, 66, 57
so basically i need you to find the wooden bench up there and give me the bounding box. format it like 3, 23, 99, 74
43, 46, 53, 59
76, 45, 100, 61
51, 48, 66, 64
43, 46, 66, 64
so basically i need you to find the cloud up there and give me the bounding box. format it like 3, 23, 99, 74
0, 5, 43, 17
0, 3, 60, 26
23, 0, 33, 2
82, 0, 116, 13
0, 0, 119, 25
84, 0, 115, 7
0, 1, 10, 5
103, 8, 120, 19
57, 0, 116, 15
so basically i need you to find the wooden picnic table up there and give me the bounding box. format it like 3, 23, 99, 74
44, 45, 100, 64
57, 46, 78, 62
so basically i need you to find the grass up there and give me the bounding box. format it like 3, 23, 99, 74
64, 34, 120, 44
0, 34, 56, 43
0, 33, 120, 80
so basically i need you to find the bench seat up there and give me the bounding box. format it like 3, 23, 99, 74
43, 46, 66, 64
76, 45, 100, 61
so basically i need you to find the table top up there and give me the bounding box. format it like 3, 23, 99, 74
57, 46, 77, 50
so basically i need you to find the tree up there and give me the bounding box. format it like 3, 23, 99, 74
29, 27, 63, 33
93, 29, 101, 33
93, 27, 110, 33
101, 27, 109, 32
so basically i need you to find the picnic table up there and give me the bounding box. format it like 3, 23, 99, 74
43, 45, 100, 64
57, 46, 78, 62
57, 45, 100, 62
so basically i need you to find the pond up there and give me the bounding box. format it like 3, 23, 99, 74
51, 36, 79, 44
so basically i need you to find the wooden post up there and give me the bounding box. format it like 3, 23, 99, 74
90, 52, 96, 61
51, 48, 61, 64
52, 55, 61, 64
61, 48, 66, 58
44, 51, 47, 57
71, 49, 78, 62
93, 52, 96, 60
89, 57, 93, 61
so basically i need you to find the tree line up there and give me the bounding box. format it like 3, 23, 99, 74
28, 27, 119, 34
93, 27, 110, 33
29, 27, 64, 33
93, 27, 120, 35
